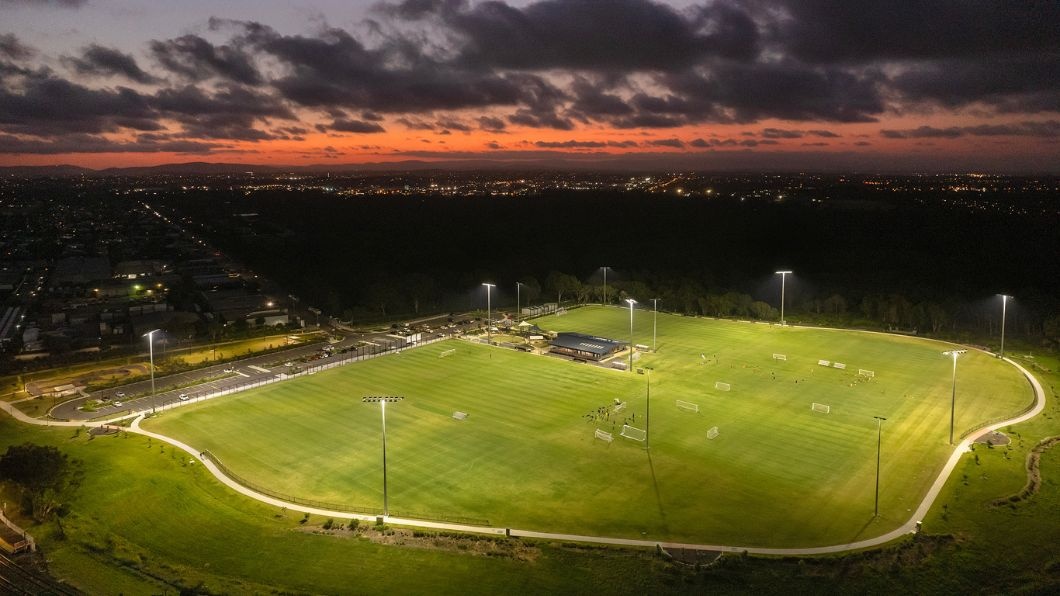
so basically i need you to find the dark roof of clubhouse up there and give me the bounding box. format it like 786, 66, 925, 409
550, 332, 626, 356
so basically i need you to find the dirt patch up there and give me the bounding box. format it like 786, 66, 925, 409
991, 435, 1060, 507
974, 430, 1011, 446
297, 524, 539, 561
88, 425, 121, 436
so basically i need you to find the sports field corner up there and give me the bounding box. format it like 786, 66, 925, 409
137, 306, 1042, 550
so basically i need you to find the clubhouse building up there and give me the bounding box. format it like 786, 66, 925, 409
549, 332, 626, 361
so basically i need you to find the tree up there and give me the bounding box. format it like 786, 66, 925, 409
750, 301, 778, 320
545, 271, 580, 304
0, 443, 84, 521
517, 276, 541, 306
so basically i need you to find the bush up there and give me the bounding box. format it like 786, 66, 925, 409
322, 518, 334, 530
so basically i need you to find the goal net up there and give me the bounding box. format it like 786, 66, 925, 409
620, 424, 646, 442
676, 400, 699, 413
594, 429, 614, 443
707, 426, 720, 439
439, 348, 456, 358
832, 362, 847, 370
818, 359, 830, 367
811, 402, 831, 414
772, 353, 787, 361
714, 381, 731, 392
612, 401, 627, 413
859, 369, 875, 378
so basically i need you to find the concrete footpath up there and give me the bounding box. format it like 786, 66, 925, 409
1, 350, 1047, 556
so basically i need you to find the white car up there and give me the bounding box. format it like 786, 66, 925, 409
113, 401, 123, 407
179, 393, 190, 401
115, 391, 126, 398
223, 367, 235, 373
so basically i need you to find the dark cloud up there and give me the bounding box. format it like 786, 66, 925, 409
667, 62, 885, 123
891, 55, 1060, 112
881, 121, 1060, 139
774, 1, 1060, 64
436, 117, 471, 132
477, 115, 506, 132
534, 140, 606, 149
0, 34, 34, 60
62, 44, 158, 84
647, 138, 683, 148
0, 73, 155, 135
325, 118, 386, 133
150, 34, 261, 85
361, 110, 384, 121
761, 128, 803, 139
0, 132, 221, 154
0, 0, 86, 8
381, 0, 759, 71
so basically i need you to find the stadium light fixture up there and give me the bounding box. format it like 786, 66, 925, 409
142, 329, 160, 396
646, 372, 651, 451
998, 294, 1011, 359
873, 416, 887, 517
775, 271, 792, 325
626, 298, 637, 371
482, 283, 495, 344
651, 298, 659, 352
362, 396, 404, 517
942, 350, 967, 445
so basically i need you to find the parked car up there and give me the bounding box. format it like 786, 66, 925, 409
179, 393, 190, 401
113, 401, 123, 407
115, 391, 126, 398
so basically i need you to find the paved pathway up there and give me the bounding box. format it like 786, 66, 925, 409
1, 348, 1046, 555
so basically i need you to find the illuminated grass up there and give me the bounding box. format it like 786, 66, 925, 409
145, 307, 1032, 547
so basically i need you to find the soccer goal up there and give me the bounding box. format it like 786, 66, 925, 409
832, 362, 847, 370
594, 429, 614, 443
818, 359, 831, 367
676, 400, 700, 413
772, 353, 787, 361
714, 381, 731, 392
707, 426, 720, 439
811, 402, 831, 414
620, 424, 647, 442
439, 348, 456, 358
859, 369, 875, 378
613, 401, 627, 413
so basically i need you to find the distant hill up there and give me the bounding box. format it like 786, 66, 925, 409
0, 164, 95, 176
97, 162, 284, 176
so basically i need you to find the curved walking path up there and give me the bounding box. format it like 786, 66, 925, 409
2, 353, 1046, 555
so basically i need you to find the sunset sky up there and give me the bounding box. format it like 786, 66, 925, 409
0, 0, 1057, 172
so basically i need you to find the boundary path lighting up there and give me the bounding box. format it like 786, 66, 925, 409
942, 350, 966, 445
362, 396, 404, 517
775, 271, 792, 325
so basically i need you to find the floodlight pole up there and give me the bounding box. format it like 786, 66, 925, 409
142, 329, 159, 395
482, 283, 495, 344
362, 396, 403, 517
873, 416, 886, 517
998, 294, 1010, 359
602, 266, 609, 306
943, 350, 966, 445
651, 298, 659, 352
626, 298, 637, 372
516, 282, 523, 323
646, 372, 651, 451
775, 271, 792, 326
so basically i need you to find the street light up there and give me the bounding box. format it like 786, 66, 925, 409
142, 329, 160, 396
362, 396, 404, 517
482, 283, 495, 344
626, 298, 637, 372
942, 349, 967, 445
651, 298, 659, 352
601, 266, 609, 306
998, 294, 1011, 359
645, 371, 651, 451
775, 271, 792, 325
873, 416, 887, 517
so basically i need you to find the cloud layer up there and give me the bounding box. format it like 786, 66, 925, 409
0, 0, 1056, 165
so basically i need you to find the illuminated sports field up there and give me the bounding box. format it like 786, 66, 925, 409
144, 306, 1033, 547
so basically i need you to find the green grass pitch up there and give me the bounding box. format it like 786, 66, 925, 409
144, 306, 1032, 547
